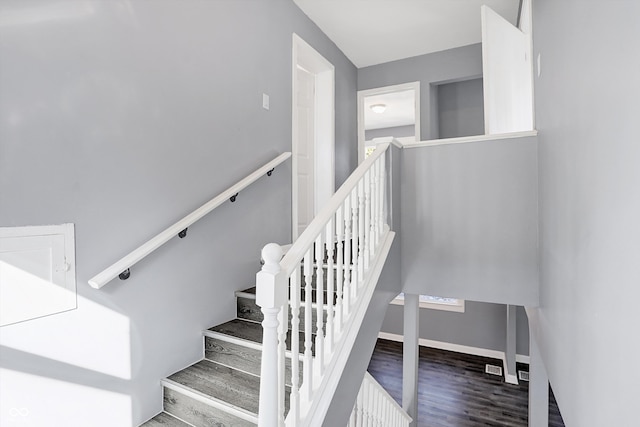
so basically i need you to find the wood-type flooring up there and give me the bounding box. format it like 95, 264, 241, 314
367, 339, 565, 427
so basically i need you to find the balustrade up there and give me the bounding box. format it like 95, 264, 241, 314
256, 143, 397, 427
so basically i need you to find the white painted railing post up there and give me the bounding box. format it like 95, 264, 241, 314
257, 243, 286, 427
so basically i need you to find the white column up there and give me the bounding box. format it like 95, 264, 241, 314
256, 243, 285, 427
402, 293, 419, 427
505, 304, 518, 384
528, 323, 549, 427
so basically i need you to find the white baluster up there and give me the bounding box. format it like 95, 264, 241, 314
364, 169, 371, 271
373, 157, 380, 248
277, 297, 287, 426
377, 389, 383, 427
356, 380, 364, 427
357, 179, 365, 287
364, 379, 372, 427
351, 188, 360, 298
314, 234, 325, 376
371, 159, 378, 251
335, 205, 344, 333
379, 153, 386, 237
303, 249, 314, 399
344, 195, 353, 317
289, 267, 301, 425
256, 243, 285, 427
349, 403, 357, 427
325, 218, 335, 353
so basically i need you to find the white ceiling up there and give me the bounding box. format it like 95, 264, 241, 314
293, 0, 520, 68
364, 90, 415, 130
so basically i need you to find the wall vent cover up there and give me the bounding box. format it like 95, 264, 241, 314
485, 364, 503, 376
518, 370, 530, 381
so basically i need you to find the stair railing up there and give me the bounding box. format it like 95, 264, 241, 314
348, 372, 412, 427
257, 142, 394, 427
89, 152, 291, 289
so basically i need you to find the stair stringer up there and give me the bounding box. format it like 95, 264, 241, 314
292, 229, 398, 427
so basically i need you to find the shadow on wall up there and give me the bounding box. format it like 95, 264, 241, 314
0, 294, 134, 426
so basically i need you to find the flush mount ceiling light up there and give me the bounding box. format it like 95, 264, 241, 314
370, 103, 386, 114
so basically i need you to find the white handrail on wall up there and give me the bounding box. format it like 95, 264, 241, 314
256, 142, 396, 427
89, 152, 291, 289
348, 372, 412, 427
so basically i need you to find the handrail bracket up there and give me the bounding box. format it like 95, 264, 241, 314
119, 268, 131, 280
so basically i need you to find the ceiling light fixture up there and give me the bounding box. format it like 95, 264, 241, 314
370, 103, 386, 114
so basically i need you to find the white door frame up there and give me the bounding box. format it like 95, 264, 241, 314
357, 81, 420, 164
292, 33, 335, 240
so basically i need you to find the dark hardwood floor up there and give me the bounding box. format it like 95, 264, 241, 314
367, 339, 565, 427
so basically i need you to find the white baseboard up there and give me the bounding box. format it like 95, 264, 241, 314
377, 332, 529, 384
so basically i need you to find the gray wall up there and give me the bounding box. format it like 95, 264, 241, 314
365, 125, 415, 141
358, 44, 483, 140
401, 137, 539, 306
0, 1, 356, 425
531, 0, 640, 425
380, 302, 530, 356
437, 78, 485, 138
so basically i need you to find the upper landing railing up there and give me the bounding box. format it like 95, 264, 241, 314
89, 152, 291, 289
256, 142, 397, 427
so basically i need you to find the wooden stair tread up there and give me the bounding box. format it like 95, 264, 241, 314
209, 319, 264, 344
204, 336, 303, 387
141, 412, 192, 426
237, 286, 337, 305
210, 318, 314, 355
167, 359, 260, 414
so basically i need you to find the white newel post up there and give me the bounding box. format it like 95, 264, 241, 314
256, 243, 286, 427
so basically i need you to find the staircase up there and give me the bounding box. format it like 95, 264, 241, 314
142, 279, 329, 426
142, 142, 402, 427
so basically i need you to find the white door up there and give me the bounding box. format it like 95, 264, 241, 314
481, 5, 534, 134
295, 66, 316, 237
292, 34, 335, 240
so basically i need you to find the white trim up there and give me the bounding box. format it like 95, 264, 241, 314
357, 81, 420, 164
390, 294, 465, 313
402, 130, 538, 149
162, 377, 259, 424
162, 412, 196, 427
378, 332, 504, 360
203, 329, 263, 352
292, 33, 335, 241
88, 153, 291, 289
377, 332, 530, 384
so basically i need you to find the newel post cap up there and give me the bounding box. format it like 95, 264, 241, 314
256, 243, 286, 308
261, 243, 283, 274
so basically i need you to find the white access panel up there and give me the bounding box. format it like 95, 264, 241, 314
0, 224, 76, 326
481, 5, 534, 134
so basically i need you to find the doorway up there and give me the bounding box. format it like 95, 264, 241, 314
357, 81, 420, 163
292, 34, 335, 240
